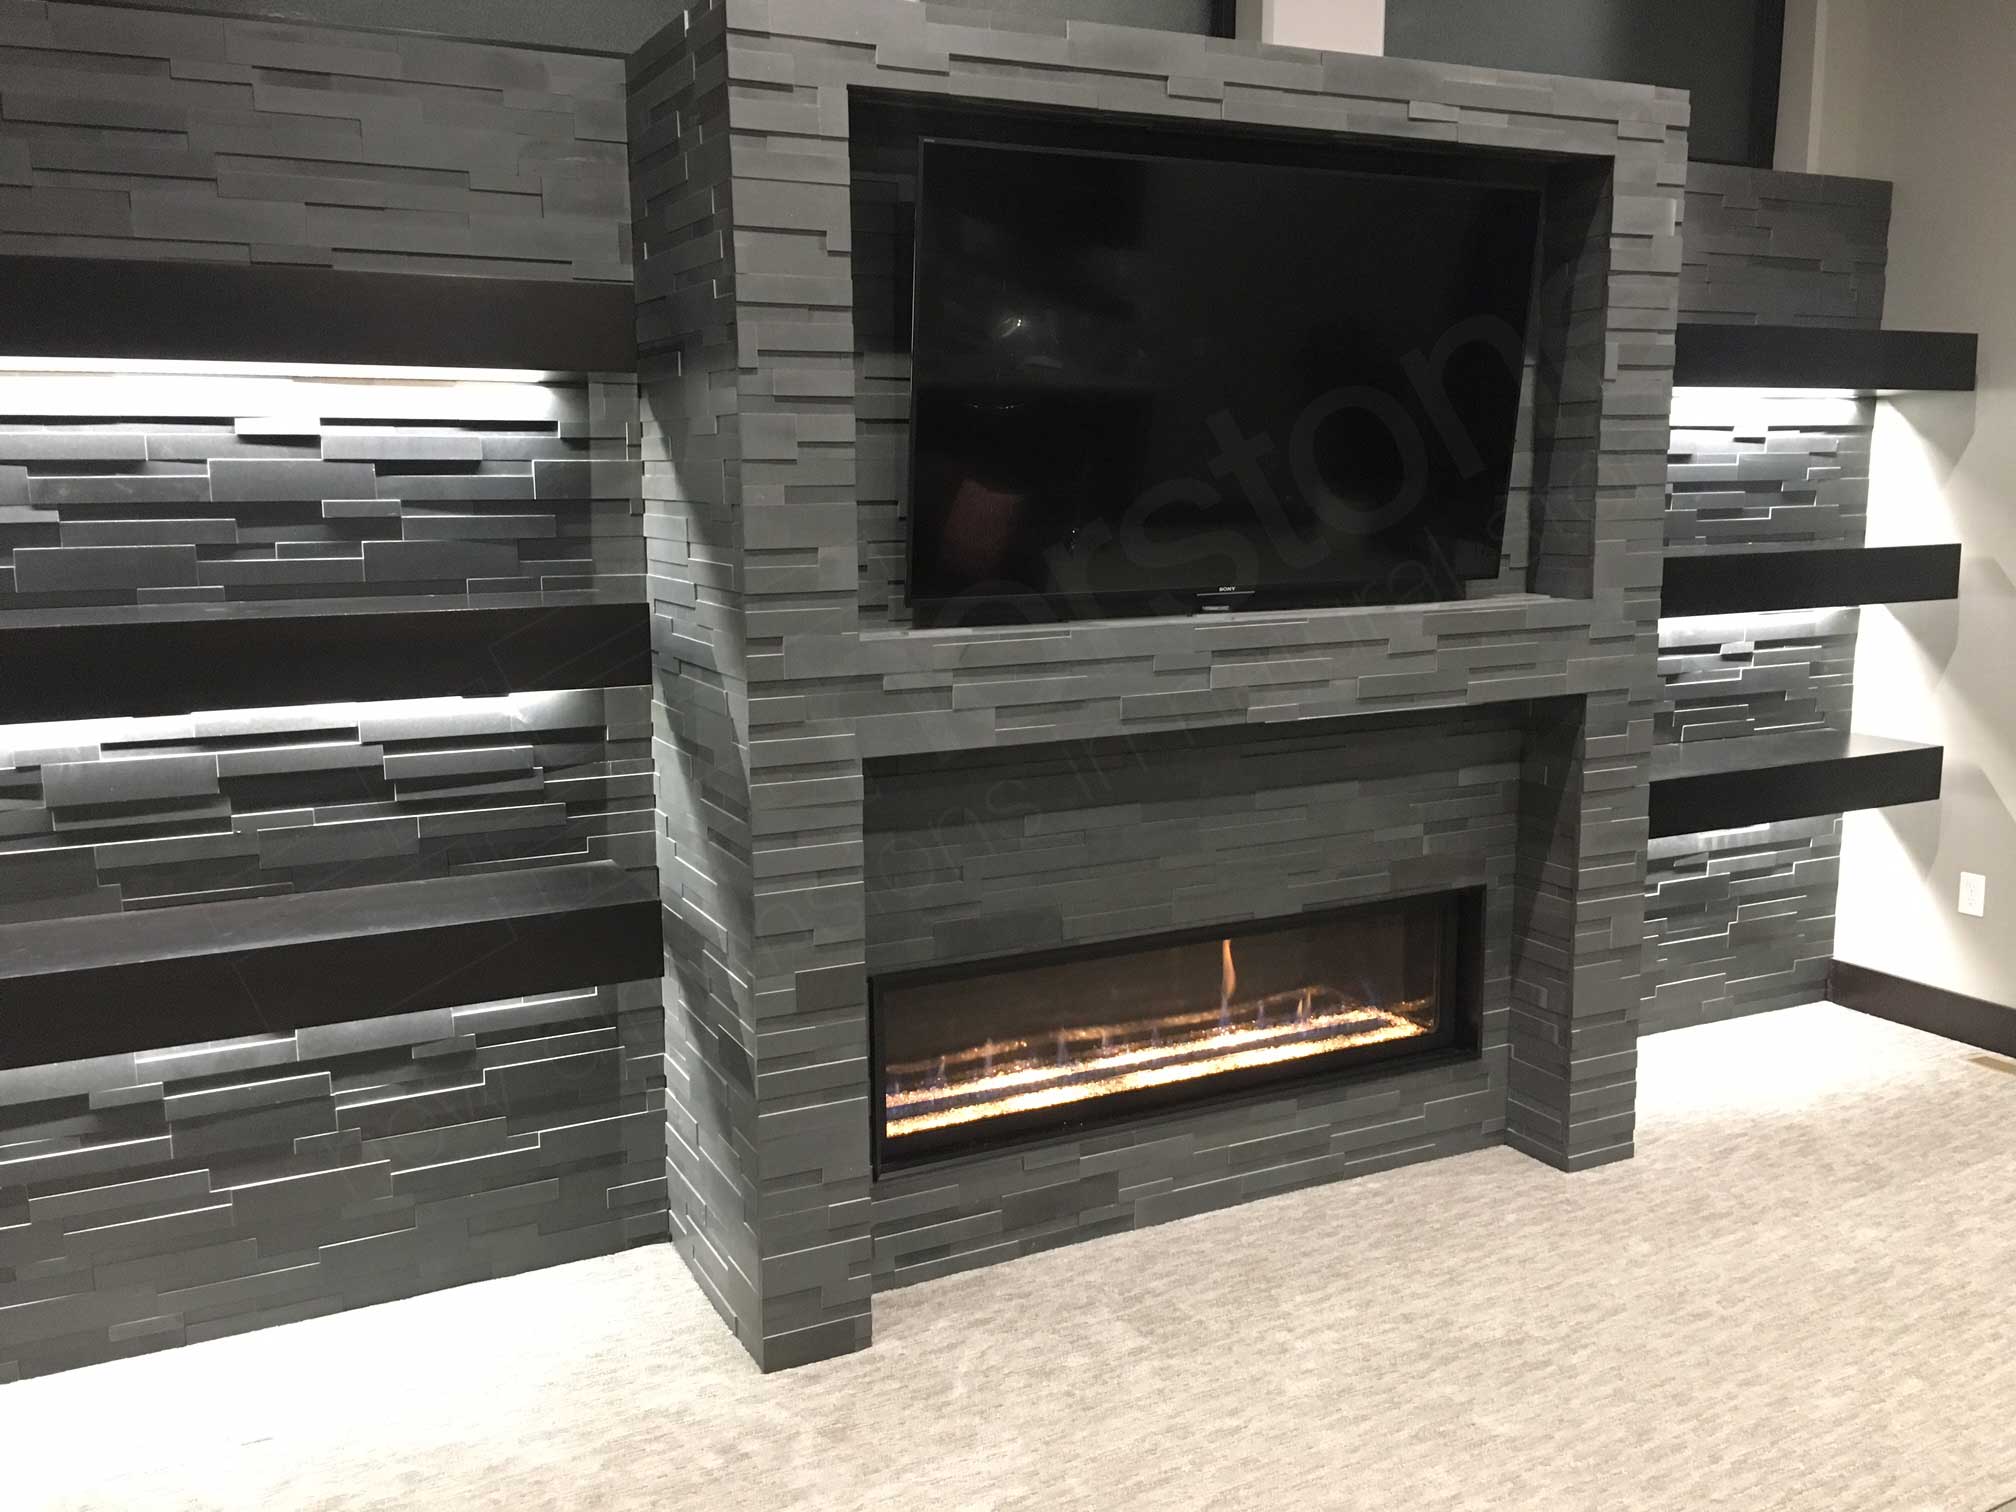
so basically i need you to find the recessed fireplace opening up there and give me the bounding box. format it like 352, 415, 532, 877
871, 887, 1485, 1172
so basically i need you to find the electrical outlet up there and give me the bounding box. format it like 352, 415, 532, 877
1960, 872, 1988, 918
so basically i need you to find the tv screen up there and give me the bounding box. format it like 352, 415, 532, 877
906, 138, 1543, 625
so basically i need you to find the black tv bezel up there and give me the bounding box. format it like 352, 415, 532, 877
899, 134, 1546, 631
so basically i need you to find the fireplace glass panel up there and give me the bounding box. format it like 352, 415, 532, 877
874, 890, 1474, 1169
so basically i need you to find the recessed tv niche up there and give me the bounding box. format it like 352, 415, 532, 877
906, 138, 1543, 627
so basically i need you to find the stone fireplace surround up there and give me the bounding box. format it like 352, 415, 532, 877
869, 848, 1487, 1178
632, 0, 1679, 1370
864, 703, 1542, 1280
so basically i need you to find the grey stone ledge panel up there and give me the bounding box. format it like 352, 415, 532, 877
0, 384, 644, 616
0, 4, 633, 281
0, 977, 667, 1382
1649, 164, 1889, 1033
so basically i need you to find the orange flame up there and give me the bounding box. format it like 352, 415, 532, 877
885, 988, 1436, 1139
1220, 938, 1236, 1010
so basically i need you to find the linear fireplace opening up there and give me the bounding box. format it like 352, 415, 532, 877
872, 888, 1485, 1172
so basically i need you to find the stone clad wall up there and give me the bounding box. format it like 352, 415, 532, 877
1680, 163, 1889, 330
0, 0, 631, 280
0, 979, 665, 1383
0, 0, 1905, 1381
0, 688, 656, 925
633, 0, 1681, 1371
0, 681, 665, 1383
1641, 169, 1893, 1036
862, 707, 1528, 1287
0, 371, 642, 612
0, 5, 659, 1380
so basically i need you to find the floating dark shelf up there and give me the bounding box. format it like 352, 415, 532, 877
1649, 731, 1944, 839
1661, 543, 1962, 617
0, 862, 661, 1070
0, 254, 635, 373
1673, 323, 1977, 392
0, 598, 649, 724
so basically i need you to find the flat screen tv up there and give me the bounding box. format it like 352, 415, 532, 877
905, 138, 1544, 626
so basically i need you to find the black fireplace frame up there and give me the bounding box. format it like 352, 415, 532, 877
868, 885, 1488, 1175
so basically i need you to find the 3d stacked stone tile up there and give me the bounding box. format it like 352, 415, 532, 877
864, 708, 1529, 1284
0, 373, 643, 612
1642, 171, 1893, 1035
0, 980, 667, 1383
1681, 162, 1890, 329
0, 0, 1916, 1382
0, 688, 656, 923
0, 679, 666, 1379
632, 0, 1682, 1371
0, 1, 631, 281
1644, 817, 1841, 1032
0, 6, 662, 1379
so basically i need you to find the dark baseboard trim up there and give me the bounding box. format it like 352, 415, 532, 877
1829, 959, 2016, 1057
0, 600, 650, 723
0, 254, 636, 373
0, 862, 661, 1070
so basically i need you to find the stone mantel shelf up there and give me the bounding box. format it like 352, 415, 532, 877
854, 591, 1607, 650
779, 593, 1657, 761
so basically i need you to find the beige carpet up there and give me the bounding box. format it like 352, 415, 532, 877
9, 1002, 2016, 1512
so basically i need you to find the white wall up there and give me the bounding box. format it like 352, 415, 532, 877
1237, 0, 1385, 53
1775, 0, 1881, 174
1806, 2, 2016, 1003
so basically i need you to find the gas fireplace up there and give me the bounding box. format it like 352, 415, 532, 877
871, 888, 1484, 1170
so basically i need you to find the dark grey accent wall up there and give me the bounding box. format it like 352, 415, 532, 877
1638, 165, 1892, 1037
629, 6, 761, 1374
1667, 392, 1874, 551
60, 0, 1215, 56
58, 0, 679, 55
1659, 606, 1858, 749
0, 3, 630, 280
1639, 605, 1860, 1038
863, 708, 1525, 1286
0, 688, 655, 925
866, 709, 1520, 977
634, 0, 1681, 1372
0, 979, 665, 1383
1681, 164, 1891, 329
1385, 0, 1780, 167
0, 683, 664, 1379
0, 379, 643, 613
0, 4, 663, 1378
0, 0, 1899, 1380
1644, 817, 1837, 1033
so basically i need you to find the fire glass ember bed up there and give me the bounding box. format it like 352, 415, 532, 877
871, 888, 1483, 1171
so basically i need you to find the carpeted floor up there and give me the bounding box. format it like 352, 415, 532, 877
9, 1002, 2016, 1512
